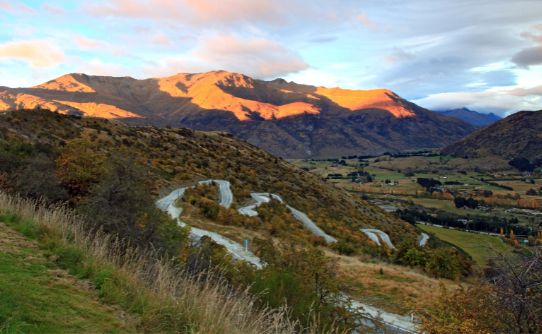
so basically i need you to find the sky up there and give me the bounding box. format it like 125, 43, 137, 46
0, 0, 541, 116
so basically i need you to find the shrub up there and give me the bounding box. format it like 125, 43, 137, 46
425, 248, 463, 279
401, 248, 428, 267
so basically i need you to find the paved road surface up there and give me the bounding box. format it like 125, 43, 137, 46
156, 183, 263, 268
361, 229, 395, 249
238, 192, 337, 244
418, 233, 429, 247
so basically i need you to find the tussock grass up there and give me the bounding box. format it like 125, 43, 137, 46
0, 192, 331, 334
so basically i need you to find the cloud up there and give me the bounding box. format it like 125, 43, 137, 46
372, 25, 525, 98
75, 59, 127, 76
309, 36, 337, 44
193, 34, 308, 78
0, 0, 33, 14
151, 33, 171, 45
512, 46, 542, 68
142, 34, 308, 79
512, 27, 542, 68
42, 4, 65, 15
414, 84, 542, 116
74, 36, 103, 50
86, 0, 287, 27
356, 13, 377, 30
508, 84, 542, 97
72, 35, 127, 56
0, 40, 65, 68
384, 48, 414, 64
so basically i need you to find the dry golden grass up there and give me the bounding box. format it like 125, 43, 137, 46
0, 192, 344, 334
324, 250, 459, 315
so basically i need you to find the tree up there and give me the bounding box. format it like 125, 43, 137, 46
78, 155, 188, 256
425, 248, 464, 279
421, 250, 542, 333
56, 139, 107, 198
251, 241, 351, 330
454, 196, 466, 209
489, 250, 542, 333
10, 154, 68, 202
419, 284, 505, 334
417, 178, 442, 192
527, 188, 539, 196
509, 158, 535, 172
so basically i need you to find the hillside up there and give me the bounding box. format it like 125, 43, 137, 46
0, 192, 305, 334
442, 110, 542, 167
0, 109, 418, 254
0, 71, 475, 158
0, 221, 139, 333
436, 108, 501, 127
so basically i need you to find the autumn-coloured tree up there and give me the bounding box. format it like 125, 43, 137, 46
418, 284, 505, 334
56, 139, 107, 198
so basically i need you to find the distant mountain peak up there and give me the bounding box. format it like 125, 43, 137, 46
34, 73, 96, 93
436, 107, 501, 127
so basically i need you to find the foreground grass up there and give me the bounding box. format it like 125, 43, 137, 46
417, 224, 513, 266
0, 222, 136, 333
0, 193, 307, 334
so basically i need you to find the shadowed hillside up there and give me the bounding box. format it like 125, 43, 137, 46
443, 110, 542, 169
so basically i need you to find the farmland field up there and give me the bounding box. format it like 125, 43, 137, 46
417, 224, 514, 266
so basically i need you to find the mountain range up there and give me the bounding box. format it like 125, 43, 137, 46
443, 110, 542, 164
436, 108, 501, 127
0, 71, 475, 158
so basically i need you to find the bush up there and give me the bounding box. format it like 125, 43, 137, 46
333, 240, 356, 255
425, 248, 464, 279
401, 248, 428, 267
199, 198, 220, 220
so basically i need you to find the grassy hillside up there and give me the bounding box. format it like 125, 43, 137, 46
0, 109, 418, 253
0, 193, 313, 334
0, 220, 138, 333
0, 110, 477, 329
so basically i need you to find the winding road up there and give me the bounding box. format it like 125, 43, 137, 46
349, 299, 419, 334
361, 228, 396, 249
156, 181, 263, 268
237, 192, 337, 244
156, 180, 419, 333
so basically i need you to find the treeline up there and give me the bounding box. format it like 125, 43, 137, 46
509, 157, 542, 172
396, 208, 531, 235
